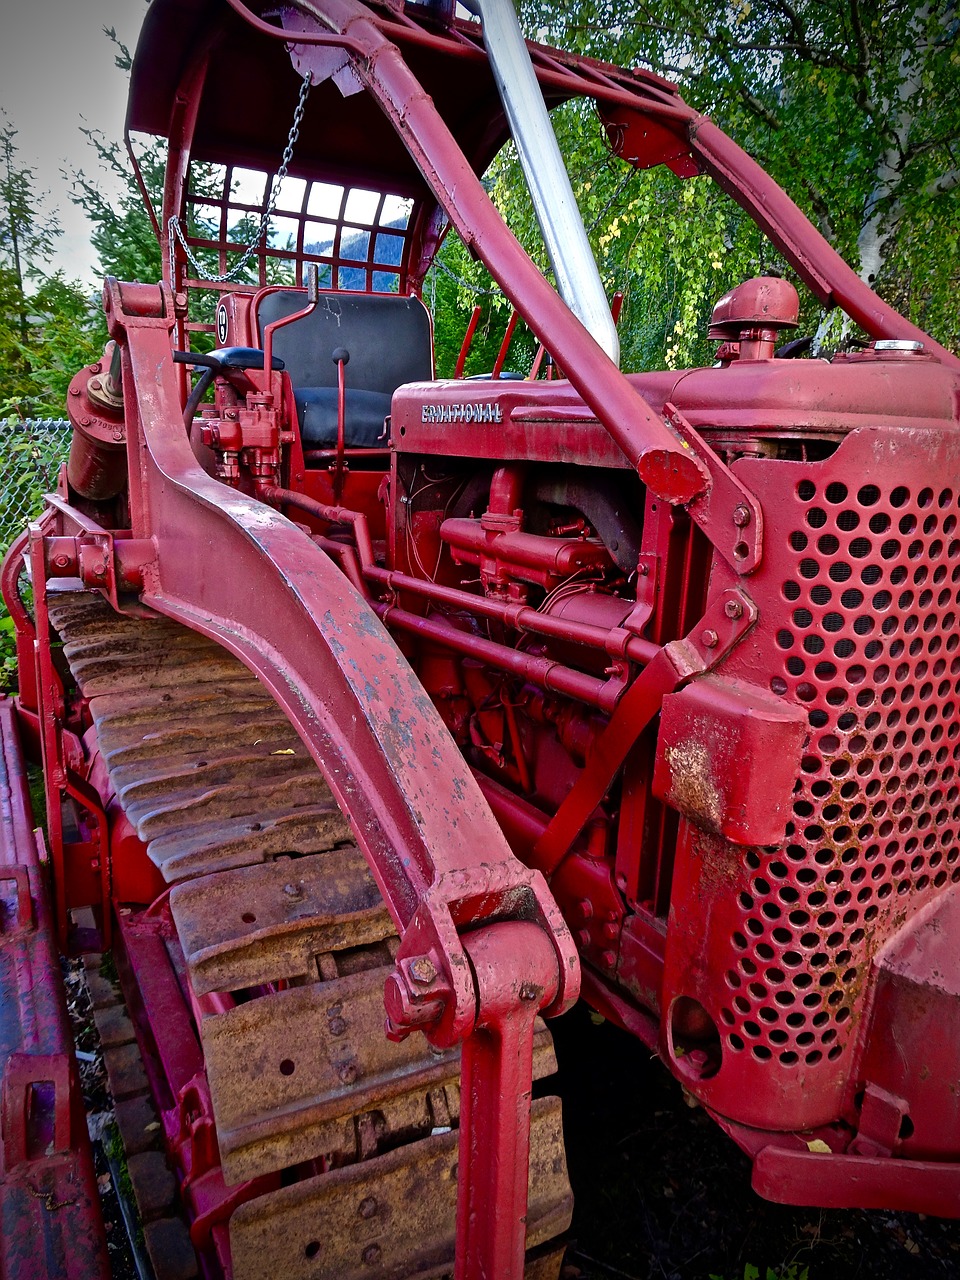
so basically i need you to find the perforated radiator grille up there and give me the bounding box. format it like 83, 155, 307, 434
719, 474, 960, 1072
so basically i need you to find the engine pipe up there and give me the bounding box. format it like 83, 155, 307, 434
487, 464, 525, 522
366, 563, 658, 664
464, 0, 620, 366
441, 520, 614, 581
260, 483, 658, 665
372, 602, 623, 712
256, 485, 376, 569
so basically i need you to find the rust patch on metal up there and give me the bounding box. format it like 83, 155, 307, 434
664, 738, 723, 833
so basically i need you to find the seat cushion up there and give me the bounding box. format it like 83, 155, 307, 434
295, 387, 392, 447
257, 292, 433, 396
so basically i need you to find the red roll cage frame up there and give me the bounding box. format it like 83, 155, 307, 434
9, 2, 959, 1277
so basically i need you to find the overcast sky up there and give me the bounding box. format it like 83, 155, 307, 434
0, 0, 150, 284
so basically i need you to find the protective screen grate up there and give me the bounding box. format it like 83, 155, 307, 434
721, 478, 960, 1069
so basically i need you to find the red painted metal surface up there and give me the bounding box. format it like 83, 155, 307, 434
455, 923, 559, 1280
9, 0, 960, 1273
0, 701, 109, 1280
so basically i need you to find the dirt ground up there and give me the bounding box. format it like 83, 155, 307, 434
551, 1004, 960, 1280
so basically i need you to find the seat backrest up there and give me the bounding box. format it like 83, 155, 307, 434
256, 291, 433, 394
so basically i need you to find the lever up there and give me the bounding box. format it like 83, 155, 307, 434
333, 347, 350, 501
305, 261, 319, 304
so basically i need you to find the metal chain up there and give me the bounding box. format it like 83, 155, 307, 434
168, 70, 313, 285
430, 257, 503, 297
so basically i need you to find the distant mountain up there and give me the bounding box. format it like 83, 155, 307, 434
304, 218, 405, 292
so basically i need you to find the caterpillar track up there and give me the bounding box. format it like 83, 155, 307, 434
48, 590, 573, 1280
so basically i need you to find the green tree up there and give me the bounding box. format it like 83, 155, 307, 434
0, 116, 99, 417
71, 129, 165, 290
512, 0, 960, 358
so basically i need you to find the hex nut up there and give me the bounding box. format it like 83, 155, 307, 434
409, 955, 437, 986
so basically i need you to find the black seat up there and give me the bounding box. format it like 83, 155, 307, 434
256, 291, 433, 447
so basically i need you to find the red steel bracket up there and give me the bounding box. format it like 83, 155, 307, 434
753, 1143, 960, 1218
456, 922, 560, 1280
533, 587, 757, 875
663, 402, 764, 573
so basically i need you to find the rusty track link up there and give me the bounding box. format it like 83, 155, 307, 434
48, 591, 572, 1280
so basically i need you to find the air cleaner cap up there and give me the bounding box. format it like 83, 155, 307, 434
708, 276, 800, 341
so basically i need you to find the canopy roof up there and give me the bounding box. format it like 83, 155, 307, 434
127, 0, 690, 202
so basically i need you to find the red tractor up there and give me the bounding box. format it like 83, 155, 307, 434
2, 1, 959, 1276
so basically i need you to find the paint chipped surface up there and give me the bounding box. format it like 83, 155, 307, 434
664, 739, 723, 834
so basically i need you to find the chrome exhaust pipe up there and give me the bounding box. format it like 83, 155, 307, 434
466, 0, 620, 366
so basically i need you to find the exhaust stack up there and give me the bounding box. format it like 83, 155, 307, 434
467, 0, 620, 366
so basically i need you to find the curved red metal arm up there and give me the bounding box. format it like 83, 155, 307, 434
103, 275, 578, 1278
104, 277, 578, 1041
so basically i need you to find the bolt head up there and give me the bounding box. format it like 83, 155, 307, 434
732, 504, 750, 527
409, 955, 437, 986
328, 1016, 347, 1037
53, 555, 69, 569
724, 599, 744, 620
600, 949, 617, 968
358, 1196, 378, 1220
338, 1062, 358, 1085
282, 881, 302, 899
701, 628, 718, 649
518, 982, 539, 1002
362, 1244, 382, 1266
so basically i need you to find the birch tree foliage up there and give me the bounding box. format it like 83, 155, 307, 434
488, 0, 960, 365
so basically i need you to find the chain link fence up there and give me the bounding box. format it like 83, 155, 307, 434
0, 418, 71, 554
0, 419, 71, 688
